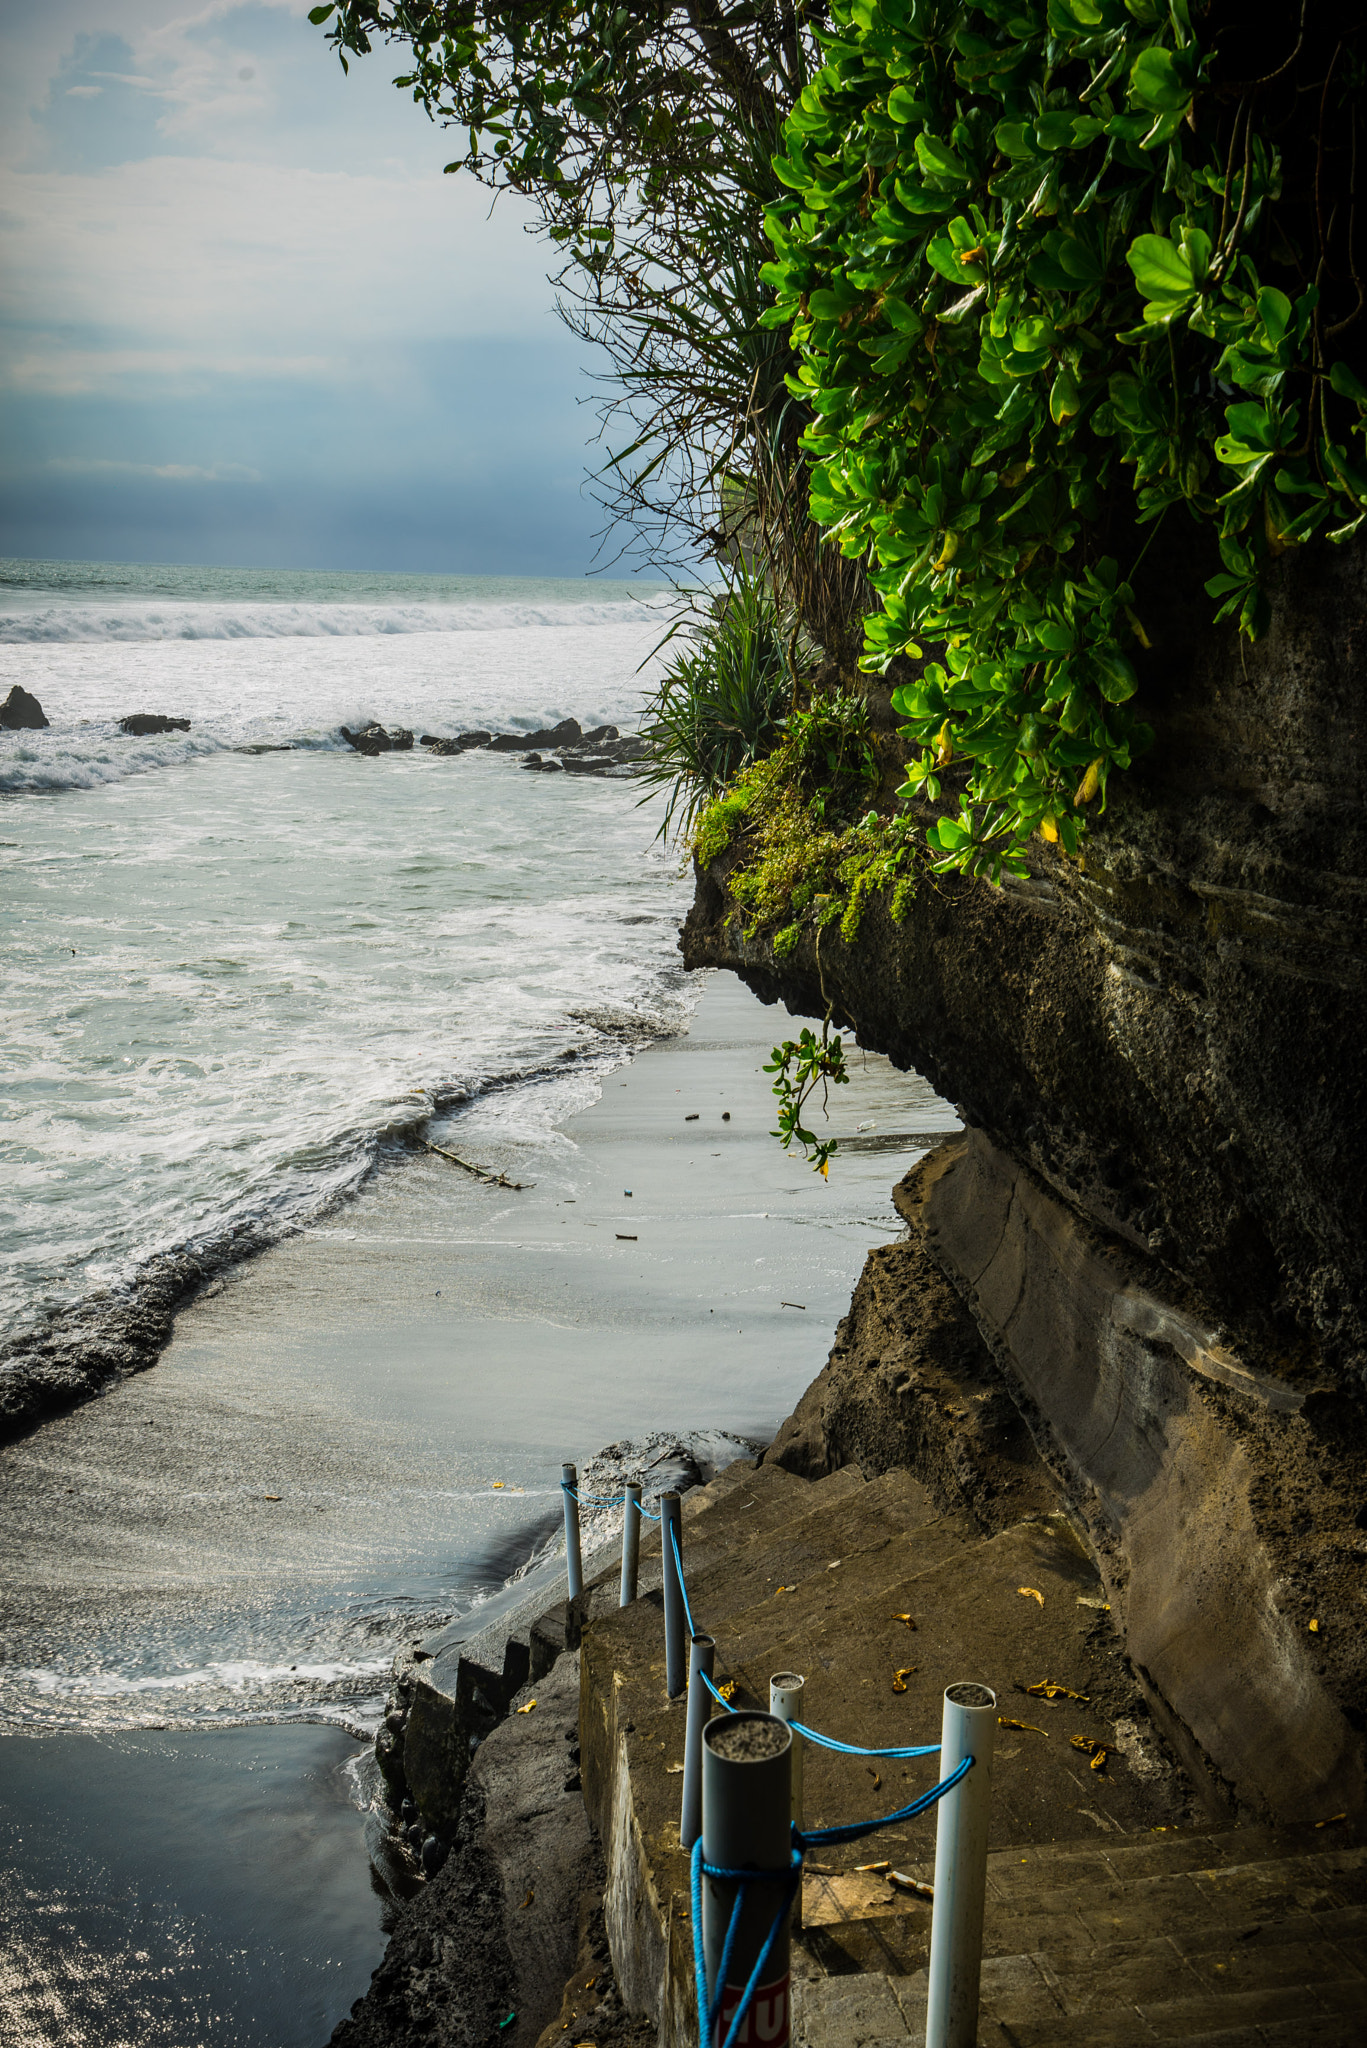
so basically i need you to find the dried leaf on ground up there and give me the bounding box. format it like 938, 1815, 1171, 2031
998, 1716, 1049, 1737
1024, 1680, 1090, 1701
1018, 1586, 1045, 1607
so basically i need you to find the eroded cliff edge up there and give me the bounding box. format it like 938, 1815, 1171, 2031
681, 533, 1367, 1823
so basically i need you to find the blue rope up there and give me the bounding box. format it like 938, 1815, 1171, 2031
669, 1523, 698, 1638
701, 1670, 737, 1711
561, 1483, 627, 1509
690, 1837, 802, 2048
794, 1754, 973, 1848
790, 1720, 940, 1761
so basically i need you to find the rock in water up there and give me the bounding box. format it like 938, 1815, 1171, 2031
420, 731, 491, 755
119, 713, 191, 735
1, 686, 50, 730
489, 719, 583, 753
340, 724, 414, 756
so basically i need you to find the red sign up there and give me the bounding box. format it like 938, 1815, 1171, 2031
714, 1974, 790, 2048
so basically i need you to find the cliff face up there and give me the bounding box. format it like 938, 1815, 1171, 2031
681, 532, 1367, 1819
684, 534, 1367, 1390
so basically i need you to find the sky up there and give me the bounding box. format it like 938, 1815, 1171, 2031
0, 0, 623, 576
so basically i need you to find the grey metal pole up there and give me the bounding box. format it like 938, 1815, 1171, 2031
769, 1673, 805, 1930
660, 1491, 685, 1698
924, 1683, 997, 2048
701, 1713, 794, 2048
561, 1461, 583, 1604
620, 1481, 642, 1607
681, 1633, 715, 1848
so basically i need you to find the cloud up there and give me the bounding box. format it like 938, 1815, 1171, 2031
5, 341, 336, 397
0, 1, 607, 573
0, 154, 556, 384
45, 455, 262, 480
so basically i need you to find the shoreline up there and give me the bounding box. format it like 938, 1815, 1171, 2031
0, 1013, 688, 1448
0, 972, 953, 2047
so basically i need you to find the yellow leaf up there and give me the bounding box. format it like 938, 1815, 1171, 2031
1018, 1586, 1044, 1607
515, 1699, 538, 1714
866, 1766, 882, 1789
492, 1481, 505, 1489
1038, 816, 1059, 843
891, 1613, 917, 1629
891, 1666, 915, 1694
1024, 1680, 1090, 1702
819, 1158, 829, 1180
520, 1890, 535, 1909
998, 1716, 1048, 1737
1074, 759, 1102, 807
1309, 1618, 1320, 1632
932, 531, 960, 572
934, 719, 954, 767
1069, 1734, 1116, 1770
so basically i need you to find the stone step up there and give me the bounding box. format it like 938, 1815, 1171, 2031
790, 1832, 1367, 2045
671, 1467, 971, 1661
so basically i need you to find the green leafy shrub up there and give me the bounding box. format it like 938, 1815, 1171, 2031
760, 0, 1366, 877
637, 572, 794, 839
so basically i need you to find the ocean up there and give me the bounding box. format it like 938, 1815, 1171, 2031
0, 558, 954, 2046
1, 558, 689, 1361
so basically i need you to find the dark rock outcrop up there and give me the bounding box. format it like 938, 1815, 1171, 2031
332, 1656, 637, 2048
340, 724, 414, 756
1, 685, 49, 730
490, 719, 583, 752
560, 737, 648, 774
684, 533, 1367, 1389
420, 731, 492, 755
683, 531, 1367, 1830
119, 713, 190, 735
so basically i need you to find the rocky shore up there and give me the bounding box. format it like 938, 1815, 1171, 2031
341, 716, 648, 774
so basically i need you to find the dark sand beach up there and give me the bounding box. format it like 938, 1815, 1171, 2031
0, 972, 955, 2046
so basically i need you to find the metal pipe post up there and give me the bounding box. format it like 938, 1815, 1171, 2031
924, 1682, 997, 2048
680, 1633, 716, 1848
620, 1482, 642, 1607
769, 1673, 805, 1930
701, 1712, 794, 2048
660, 1491, 685, 1698
561, 1461, 583, 1604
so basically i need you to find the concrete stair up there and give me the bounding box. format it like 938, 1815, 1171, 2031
795, 1826, 1367, 2046
577, 1459, 1367, 2047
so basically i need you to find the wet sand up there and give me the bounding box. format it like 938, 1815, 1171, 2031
0, 972, 955, 2046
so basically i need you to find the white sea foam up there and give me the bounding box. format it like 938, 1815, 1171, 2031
19, 1657, 393, 1699
0, 594, 667, 645
0, 562, 692, 1353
